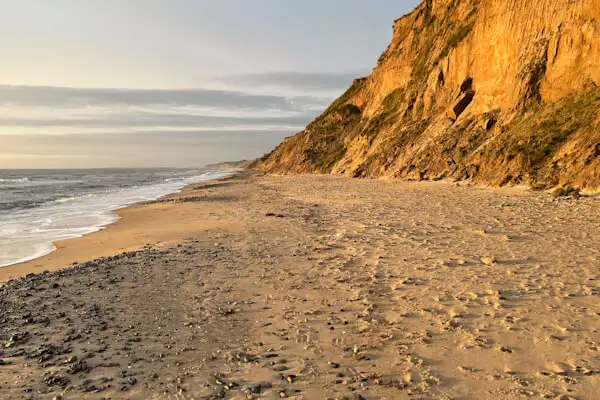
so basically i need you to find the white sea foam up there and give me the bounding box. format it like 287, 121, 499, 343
0, 169, 234, 268
55, 193, 97, 203
0, 177, 29, 183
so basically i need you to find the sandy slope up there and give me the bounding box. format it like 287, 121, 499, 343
1, 172, 600, 399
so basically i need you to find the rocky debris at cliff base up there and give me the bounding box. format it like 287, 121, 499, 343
551, 186, 582, 199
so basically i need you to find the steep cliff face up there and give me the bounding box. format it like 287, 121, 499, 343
259, 0, 600, 189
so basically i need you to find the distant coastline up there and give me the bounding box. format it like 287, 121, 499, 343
205, 159, 253, 169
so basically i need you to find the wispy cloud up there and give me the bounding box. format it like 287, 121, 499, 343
0, 72, 356, 166
0, 84, 325, 111
215, 71, 366, 93
0, 112, 317, 129
0, 82, 335, 136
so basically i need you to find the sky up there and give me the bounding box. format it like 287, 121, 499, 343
0, 0, 420, 168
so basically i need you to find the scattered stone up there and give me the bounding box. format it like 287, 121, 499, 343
83, 384, 100, 393
65, 355, 78, 364
243, 382, 273, 395
5, 332, 30, 348
551, 187, 566, 198
215, 376, 226, 385
498, 345, 513, 353
583, 368, 596, 376
66, 360, 90, 374
551, 186, 580, 199
481, 256, 497, 265
43, 373, 70, 388
234, 351, 258, 363
213, 385, 226, 398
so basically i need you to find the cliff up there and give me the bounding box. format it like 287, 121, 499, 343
258, 0, 600, 189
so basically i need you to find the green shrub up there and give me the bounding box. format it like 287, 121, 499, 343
440, 21, 474, 58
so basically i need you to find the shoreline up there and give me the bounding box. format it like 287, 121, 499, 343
0, 172, 237, 283
0, 173, 568, 284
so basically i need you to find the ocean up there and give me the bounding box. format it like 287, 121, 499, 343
0, 168, 232, 268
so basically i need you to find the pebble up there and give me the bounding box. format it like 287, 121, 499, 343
481, 256, 497, 265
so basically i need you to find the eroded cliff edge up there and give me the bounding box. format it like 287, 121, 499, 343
259, 0, 600, 189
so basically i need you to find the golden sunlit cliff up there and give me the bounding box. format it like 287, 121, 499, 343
259, 0, 600, 189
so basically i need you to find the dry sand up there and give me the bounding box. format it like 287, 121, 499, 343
1, 172, 600, 399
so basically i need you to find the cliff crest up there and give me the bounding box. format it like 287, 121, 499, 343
259, 0, 600, 189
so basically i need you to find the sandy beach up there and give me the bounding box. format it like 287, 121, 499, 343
0, 175, 237, 283
1, 171, 600, 399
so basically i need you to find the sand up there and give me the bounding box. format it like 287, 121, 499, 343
1, 172, 600, 399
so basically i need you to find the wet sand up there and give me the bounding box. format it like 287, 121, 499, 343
1, 172, 600, 399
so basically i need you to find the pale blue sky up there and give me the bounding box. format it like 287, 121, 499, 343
0, 0, 420, 167
0, 0, 419, 88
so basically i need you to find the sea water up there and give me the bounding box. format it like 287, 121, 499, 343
0, 168, 233, 267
